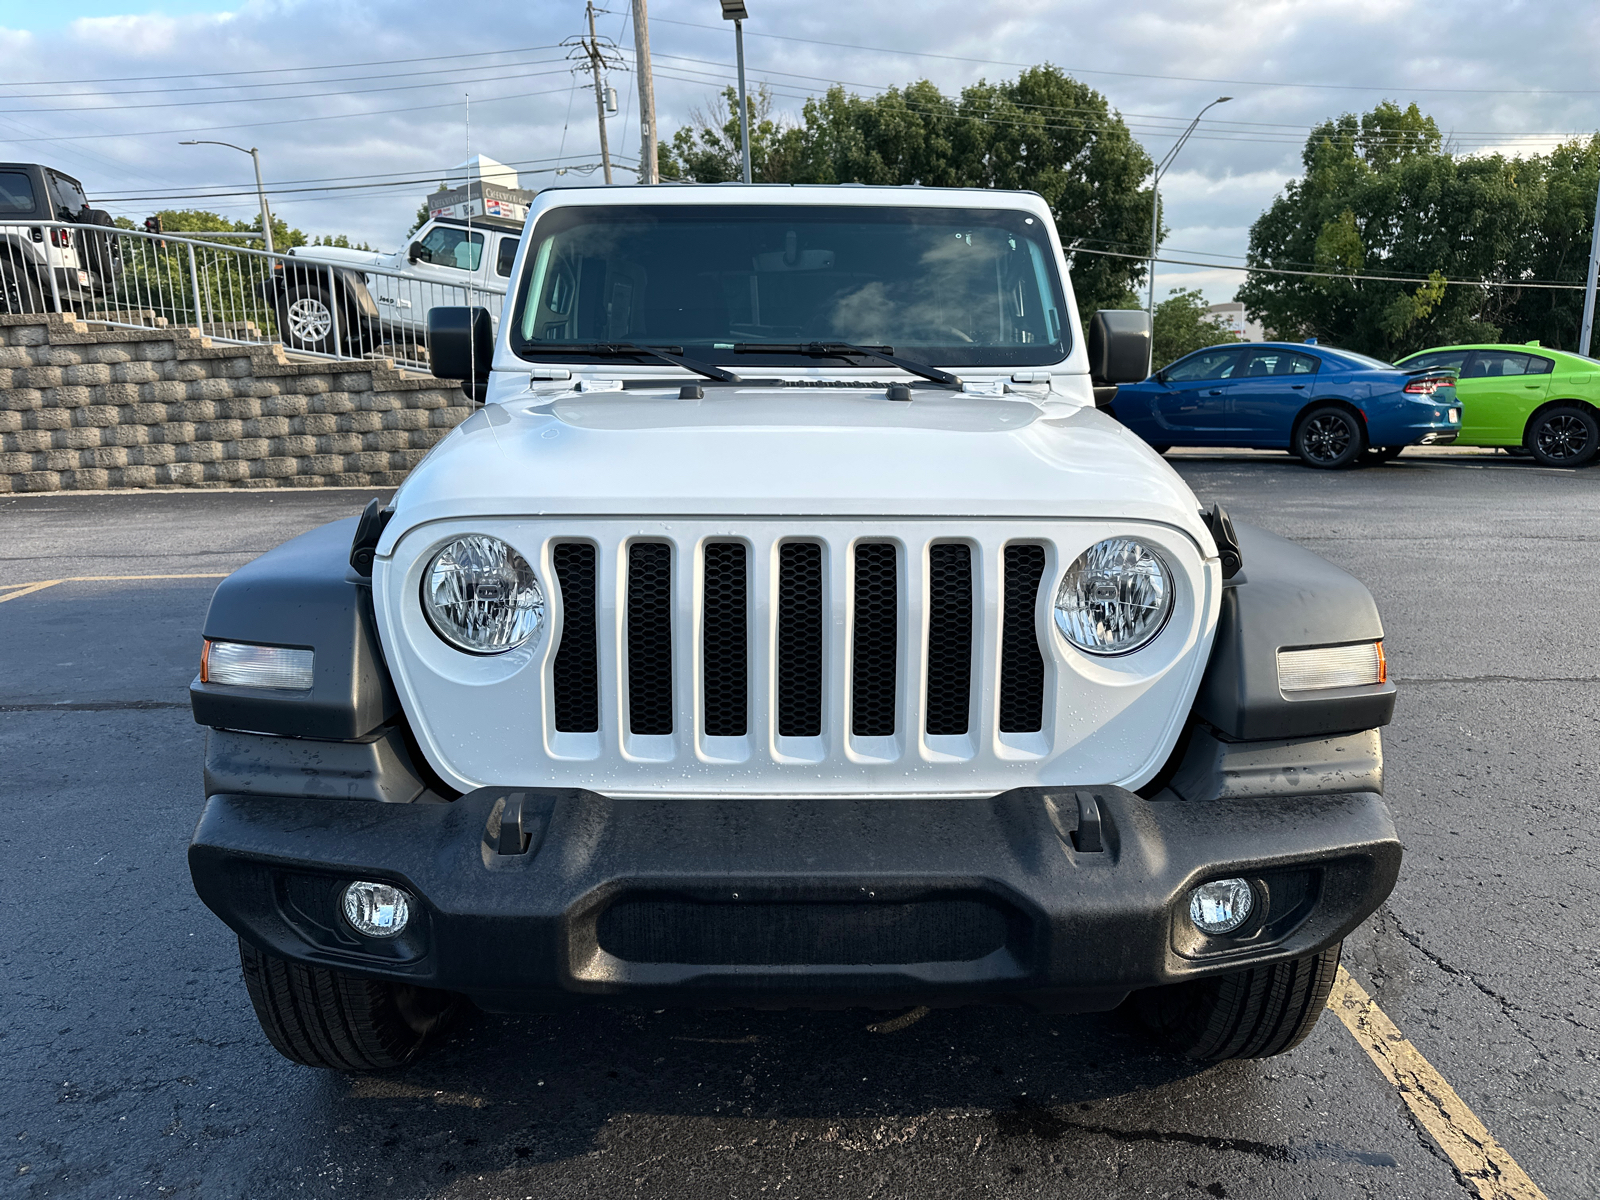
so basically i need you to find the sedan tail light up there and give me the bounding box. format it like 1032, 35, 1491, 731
1403, 374, 1453, 394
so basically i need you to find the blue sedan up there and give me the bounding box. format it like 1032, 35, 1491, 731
1110, 342, 1462, 467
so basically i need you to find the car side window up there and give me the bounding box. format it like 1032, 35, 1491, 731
1525, 354, 1555, 375
0, 172, 36, 213
1404, 351, 1468, 373
1462, 351, 1531, 379
1164, 348, 1242, 383
417, 227, 484, 271
1237, 349, 1319, 377
496, 237, 520, 278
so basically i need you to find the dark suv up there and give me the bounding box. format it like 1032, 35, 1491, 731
0, 162, 119, 313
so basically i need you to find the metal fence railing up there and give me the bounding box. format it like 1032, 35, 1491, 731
0, 220, 507, 371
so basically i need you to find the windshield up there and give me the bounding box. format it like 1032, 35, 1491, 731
511, 204, 1069, 368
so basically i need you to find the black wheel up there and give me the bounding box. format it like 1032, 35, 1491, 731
0, 264, 44, 314
1134, 942, 1342, 1061
239, 938, 463, 1070
1364, 445, 1404, 462
1293, 406, 1367, 468
276, 284, 338, 353
1525, 405, 1598, 467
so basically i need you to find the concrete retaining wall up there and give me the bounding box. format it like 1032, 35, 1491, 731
0, 314, 471, 493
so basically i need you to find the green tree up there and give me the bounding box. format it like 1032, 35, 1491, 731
660, 67, 1158, 320
1235, 101, 1589, 358
1149, 288, 1242, 367
152, 208, 308, 250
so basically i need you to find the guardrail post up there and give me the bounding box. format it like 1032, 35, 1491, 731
326, 263, 341, 353
186, 241, 205, 335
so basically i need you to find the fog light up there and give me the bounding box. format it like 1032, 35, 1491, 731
1189, 878, 1254, 935
342, 881, 411, 938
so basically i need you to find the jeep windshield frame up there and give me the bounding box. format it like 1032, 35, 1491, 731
509, 203, 1070, 370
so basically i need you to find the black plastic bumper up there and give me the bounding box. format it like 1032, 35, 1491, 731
188, 786, 1401, 1014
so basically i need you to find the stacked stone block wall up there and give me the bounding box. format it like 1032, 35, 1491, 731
0, 314, 472, 493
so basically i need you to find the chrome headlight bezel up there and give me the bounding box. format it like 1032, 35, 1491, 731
420, 533, 545, 655
1052, 537, 1175, 657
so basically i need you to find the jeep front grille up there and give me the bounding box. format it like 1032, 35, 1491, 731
546, 530, 1051, 748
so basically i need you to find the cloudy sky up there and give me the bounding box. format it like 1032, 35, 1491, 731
1, 0, 1597, 302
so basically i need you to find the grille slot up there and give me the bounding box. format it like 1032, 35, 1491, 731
776, 542, 825, 738
551, 542, 599, 733
925, 543, 974, 736
999, 544, 1047, 733
597, 895, 1011, 965
627, 542, 673, 735
851, 542, 899, 737
701, 542, 748, 737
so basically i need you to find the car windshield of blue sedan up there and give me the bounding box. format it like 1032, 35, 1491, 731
510, 204, 1070, 367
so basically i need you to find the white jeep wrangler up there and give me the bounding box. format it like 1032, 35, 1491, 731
189, 185, 1400, 1071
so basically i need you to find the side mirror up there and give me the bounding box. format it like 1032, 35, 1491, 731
408, 242, 426, 264
1088, 309, 1153, 385
427, 306, 493, 402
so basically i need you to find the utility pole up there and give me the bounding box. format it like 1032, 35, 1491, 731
632, 0, 659, 184
585, 1, 614, 185
1580, 170, 1600, 355
721, 0, 752, 184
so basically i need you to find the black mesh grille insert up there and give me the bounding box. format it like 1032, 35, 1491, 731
851, 542, 898, 737
551, 542, 598, 733
776, 542, 824, 738
627, 542, 673, 735
597, 895, 1010, 965
925, 543, 973, 736
999, 544, 1047, 733
701, 542, 748, 737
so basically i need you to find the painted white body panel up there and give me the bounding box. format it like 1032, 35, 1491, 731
369, 185, 1223, 798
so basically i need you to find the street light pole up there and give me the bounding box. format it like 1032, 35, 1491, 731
1145, 96, 1230, 319
1579, 171, 1600, 355
180, 139, 275, 253
720, 0, 752, 185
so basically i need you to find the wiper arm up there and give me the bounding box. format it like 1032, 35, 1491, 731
732, 341, 963, 389
527, 342, 741, 383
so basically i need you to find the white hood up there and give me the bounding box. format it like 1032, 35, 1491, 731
378, 384, 1213, 554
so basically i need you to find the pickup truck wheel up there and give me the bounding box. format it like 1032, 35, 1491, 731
1526, 405, 1598, 467
1293, 407, 1366, 468
0, 264, 43, 314
238, 938, 462, 1070
1133, 942, 1342, 1060
277, 285, 337, 354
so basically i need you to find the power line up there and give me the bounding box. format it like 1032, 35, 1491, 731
648, 16, 1600, 97
1075, 244, 1587, 290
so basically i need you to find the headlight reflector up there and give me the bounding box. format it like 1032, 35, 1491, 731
422, 534, 544, 654
1053, 538, 1173, 656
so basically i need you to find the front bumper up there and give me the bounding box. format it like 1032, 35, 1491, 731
189, 786, 1400, 1013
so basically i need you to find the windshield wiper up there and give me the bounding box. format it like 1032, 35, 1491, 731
732, 342, 963, 389
526, 342, 741, 383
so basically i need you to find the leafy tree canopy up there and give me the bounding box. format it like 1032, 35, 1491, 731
660, 67, 1158, 320
1239, 102, 1599, 357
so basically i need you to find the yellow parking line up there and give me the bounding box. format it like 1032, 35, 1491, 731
1329, 966, 1548, 1200
0, 571, 229, 603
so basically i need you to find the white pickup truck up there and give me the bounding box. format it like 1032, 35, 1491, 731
263, 213, 522, 357
190, 184, 1401, 1074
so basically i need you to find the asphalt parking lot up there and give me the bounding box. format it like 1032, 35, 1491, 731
3, 452, 1596, 1200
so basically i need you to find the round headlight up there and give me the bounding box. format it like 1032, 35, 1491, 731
422, 534, 544, 654
1053, 538, 1173, 656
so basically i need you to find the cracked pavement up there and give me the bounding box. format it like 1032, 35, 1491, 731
1, 456, 1595, 1199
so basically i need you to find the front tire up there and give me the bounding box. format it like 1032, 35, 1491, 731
1133, 942, 1342, 1061
1293, 406, 1367, 468
1526, 404, 1598, 467
239, 938, 463, 1070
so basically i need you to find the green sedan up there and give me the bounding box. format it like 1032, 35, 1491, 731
1394, 343, 1600, 466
